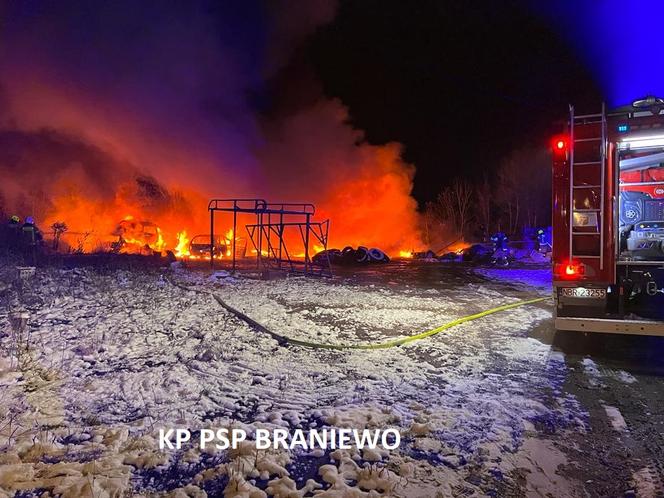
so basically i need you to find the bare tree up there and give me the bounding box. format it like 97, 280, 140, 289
424, 178, 475, 237
496, 146, 550, 234
475, 174, 492, 240
496, 157, 521, 234
445, 179, 474, 237
422, 199, 449, 248
425, 178, 476, 243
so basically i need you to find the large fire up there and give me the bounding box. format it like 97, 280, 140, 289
23, 164, 421, 261
0, 8, 425, 260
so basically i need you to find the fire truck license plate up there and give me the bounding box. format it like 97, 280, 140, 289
560, 288, 606, 299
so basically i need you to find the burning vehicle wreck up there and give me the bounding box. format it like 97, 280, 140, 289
187, 234, 227, 258
111, 217, 165, 254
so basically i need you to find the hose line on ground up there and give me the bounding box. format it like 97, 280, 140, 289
282, 296, 548, 350
167, 275, 548, 350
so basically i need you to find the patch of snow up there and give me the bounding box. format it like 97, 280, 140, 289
603, 405, 628, 432
0, 265, 584, 496
614, 370, 638, 384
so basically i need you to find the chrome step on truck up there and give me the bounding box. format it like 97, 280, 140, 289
552, 96, 664, 336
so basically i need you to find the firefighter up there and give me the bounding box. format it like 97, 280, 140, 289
535, 228, 546, 253
21, 216, 43, 265
490, 231, 508, 251
8, 215, 21, 231
22, 216, 43, 243
3, 215, 22, 250
490, 231, 511, 266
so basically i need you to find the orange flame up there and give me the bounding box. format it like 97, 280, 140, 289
446, 241, 471, 254
1, 59, 425, 259
294, 244, 325, 259
175, 230, 190, 258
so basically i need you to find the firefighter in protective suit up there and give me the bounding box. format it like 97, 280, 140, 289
8, 215, 21, 227
21, 216, 43, 265
2, 215, 22, 251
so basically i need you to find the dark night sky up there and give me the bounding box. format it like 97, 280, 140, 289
301, 0, 603, 205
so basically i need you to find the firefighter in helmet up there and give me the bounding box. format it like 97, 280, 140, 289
3, 215, 22, 249
7, 215, 21, 231
22, 216, 43, 243
21, 216, 43, 265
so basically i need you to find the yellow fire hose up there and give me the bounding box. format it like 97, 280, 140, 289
281, 296, 548, 350
164, 276, 549, 351
212, 284, 548, 350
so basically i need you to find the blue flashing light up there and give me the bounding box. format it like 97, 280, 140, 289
536, 0, 664, 106
617, 124, 629, 133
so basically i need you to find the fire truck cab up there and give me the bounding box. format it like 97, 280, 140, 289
553, 96, 664, 336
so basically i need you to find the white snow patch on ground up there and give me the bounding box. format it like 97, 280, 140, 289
603, 405, 628, 432
580, 357, 607, 388
614, 370, 638, 384
0, 265, 584, 497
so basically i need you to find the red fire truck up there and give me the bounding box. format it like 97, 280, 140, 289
552, 96, 664, 336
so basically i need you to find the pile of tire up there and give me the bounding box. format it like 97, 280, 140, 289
312, 246, 390, 266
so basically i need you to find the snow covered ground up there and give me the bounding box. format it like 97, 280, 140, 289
0, 261, 593, 497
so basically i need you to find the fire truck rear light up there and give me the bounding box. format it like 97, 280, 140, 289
551, 135, 569, 158
565, 264, 584, 276
555, 261, 585, 279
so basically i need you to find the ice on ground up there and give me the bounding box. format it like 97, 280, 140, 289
0, 264, 584, 496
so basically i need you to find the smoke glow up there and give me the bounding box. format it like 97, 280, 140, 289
0, 1, 421, 256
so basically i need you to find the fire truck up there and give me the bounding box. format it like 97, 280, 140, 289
552, 96, 664, 336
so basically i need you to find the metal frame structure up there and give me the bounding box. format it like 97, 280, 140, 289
207, 198, 332, 276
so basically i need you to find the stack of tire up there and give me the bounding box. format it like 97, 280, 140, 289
312, 246, 390, 266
